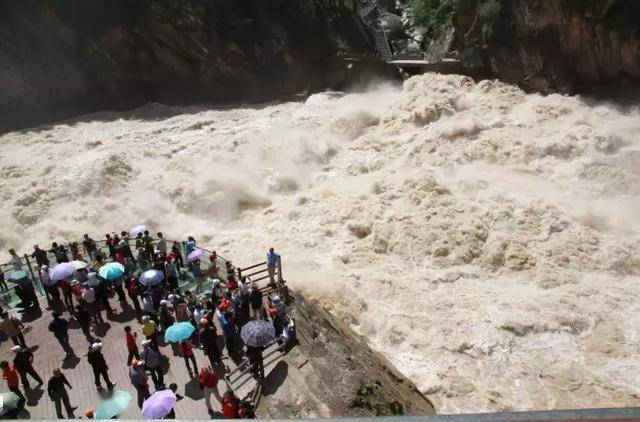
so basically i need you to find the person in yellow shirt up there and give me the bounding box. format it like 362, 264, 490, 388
140, 316, 158, 351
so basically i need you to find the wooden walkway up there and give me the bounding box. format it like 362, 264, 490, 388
0, 283, 279, 419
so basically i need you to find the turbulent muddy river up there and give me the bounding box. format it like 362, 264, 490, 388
1, 74, 639, 412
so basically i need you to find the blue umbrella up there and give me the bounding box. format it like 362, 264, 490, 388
139, 269, 164, 287
50, 262, 76, 281
95, 390, 132, 419
99, 262, 125, 280
164, 322, 196, 343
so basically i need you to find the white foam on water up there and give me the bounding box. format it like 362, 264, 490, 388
1, 74, 640, 412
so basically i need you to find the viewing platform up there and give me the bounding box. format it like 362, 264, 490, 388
0, 233, 292, 418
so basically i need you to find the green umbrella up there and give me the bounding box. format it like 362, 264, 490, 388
0, 391, 21, 416
95, 390, 132, 419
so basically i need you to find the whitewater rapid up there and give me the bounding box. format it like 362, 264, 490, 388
1, 74, 639, 412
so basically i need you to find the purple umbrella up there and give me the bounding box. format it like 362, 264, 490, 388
141, 389, 176, 419
187, 249, 204, 263
50, 262, 76, 281
139, 269, 164, 287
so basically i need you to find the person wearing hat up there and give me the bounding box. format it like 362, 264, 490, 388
159, 300, 175, 333
1, 360, 25, 408
141, 340, 164, 389
12, 345, 42, 390
141, 315, 159, 350
40, 264, 60, 303
0, 311, 27, 348
221, 389, 238, 419
87, 342, 115, 391
48, 368, 76, 418
129, 359, 150, 409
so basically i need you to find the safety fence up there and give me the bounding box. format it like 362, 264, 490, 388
0, 233, 285, 310
223, 276, 293, 407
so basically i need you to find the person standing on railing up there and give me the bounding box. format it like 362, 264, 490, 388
8, 248, 23, 271
83, 234, 97, 260
267, 247, 281, 287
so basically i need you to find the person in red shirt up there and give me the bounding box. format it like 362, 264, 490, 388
198, 367, 221, 414
179, 340, 198, 375
221, 389, 238, 419
124, 326, 140, 366
1, 360, 25, 408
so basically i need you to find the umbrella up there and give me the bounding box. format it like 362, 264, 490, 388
70, 260, 89, 270
131, 225, 148, 236
139, 269, 164, 287
187, 249, 204, 262
7, 271, 29, 286
0, 391, 21, 416
164, 322, 196, 343
95, 390, 132, 419
50, 262, 76, 281
141, 389, 176, 419
99, 262, 125, 280
241, 319, 276, 347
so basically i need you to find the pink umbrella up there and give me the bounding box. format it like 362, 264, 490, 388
187, 249, 204, 262
141, 389, 176, 419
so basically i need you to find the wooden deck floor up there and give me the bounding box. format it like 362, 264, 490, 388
0, 289, 272, 419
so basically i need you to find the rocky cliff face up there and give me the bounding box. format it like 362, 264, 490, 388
364, 0, 639, 94
0, 0, 371, 132
464, 0, 640, 93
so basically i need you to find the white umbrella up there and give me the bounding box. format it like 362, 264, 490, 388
50, 262, 76, 281
131, 225, 148, 236
70, 260, 88, 270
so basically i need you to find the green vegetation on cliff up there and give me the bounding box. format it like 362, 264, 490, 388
410, 0, 501, 42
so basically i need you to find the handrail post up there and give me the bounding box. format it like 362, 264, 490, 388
23, 254, 36, 281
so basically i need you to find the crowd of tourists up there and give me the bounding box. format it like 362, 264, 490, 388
0, 229, 293, 419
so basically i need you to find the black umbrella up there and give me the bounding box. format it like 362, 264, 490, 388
240, 320, 276, 347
